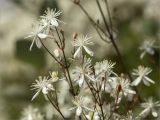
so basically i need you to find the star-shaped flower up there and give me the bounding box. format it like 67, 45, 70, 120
131, 65, 154, 86
31, 76, 54, 101
69, 96, 93, 116
41, 8, 63, 28
73, 35, 94, 58
25, 24, 48, 51
139, 39, 156, 59
139, 97, 160, 118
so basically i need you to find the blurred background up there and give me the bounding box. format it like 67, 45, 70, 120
0, 0, 159, 119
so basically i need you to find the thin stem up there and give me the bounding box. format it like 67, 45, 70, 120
55, 28, 76, 96
39, 38, 65, 67
104, 0, 113, 32
96, 0, 111, 35
77, 3, 109, 39
107, 92, 119, 120
96, 0, 134, 82
47, 95, 66, 120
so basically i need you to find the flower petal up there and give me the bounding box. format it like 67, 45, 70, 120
76, 107, 82, 116
131, 76, 142, 86
74, 47, 81, 58
83, 46, 93, 56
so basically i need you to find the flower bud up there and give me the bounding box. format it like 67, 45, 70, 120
116, 84, 121, 94
54, 49, 60, 57
73, 0, 80, 4
72, 32, 78, 39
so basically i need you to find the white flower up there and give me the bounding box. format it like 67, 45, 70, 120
108, 77, 136, 102
20, 105, 44, 120
69, 96, 93, 116
131, 65, 154, 86
116, 77, 136, 96
41, 8, 63, 28
139, 97, 160, 118
72, 57, 92, 87
73, 35, 94, 58
31, 76, 54, 101
139, 39, 155, 59
94, 60, 116, 78
25, 24, 48, 51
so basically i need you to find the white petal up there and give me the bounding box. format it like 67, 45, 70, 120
131, 76, 142, 86
152, 111, 158, 117
69, 107, 77, 111
29, 37, 36, 51
35, 39, 42, 48
83, 46, 93, 56
143, 79, 151, 86
76, 107, 82, 116
140, 51, 146, 59
127, 89, 136, 94
83, 106, 94, 111
51, 19, 59, 27
38, 33, 48, 39
144, 76, 155, 84
31, 90, 41, 101
42, 87, 48, 94
139, 108, 150, 118
78, 76, 84, 87
74, 47, 81, 58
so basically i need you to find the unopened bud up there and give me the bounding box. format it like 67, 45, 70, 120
97, 19, 100, 24
73, 0, 80, 4
72, 32, 78, 39
60, 29, 64, 35
54, 49, 60, 57
116, 84, 121, 94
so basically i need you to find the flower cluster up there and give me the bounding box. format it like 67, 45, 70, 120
26, 8, 63, 51
23, 5, 159, 120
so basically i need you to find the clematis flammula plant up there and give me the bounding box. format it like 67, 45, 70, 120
31, 76, 54, 101
139, 39, 156, 59
25, 24, 49, 51
69, 96, 93, 116
139, 97, 160, 118
131, 65, 155, 86
73, 35, 94, 58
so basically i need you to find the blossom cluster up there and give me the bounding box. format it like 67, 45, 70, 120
22, 2, 159, 120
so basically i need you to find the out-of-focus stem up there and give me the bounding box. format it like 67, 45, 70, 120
47, 95, 66, 120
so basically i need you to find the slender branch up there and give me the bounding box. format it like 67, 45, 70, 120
39, 38, 65, 67
55, 28, 76, 96
104, 0, 113, 32
77, 3, 110, 39
96, 0, 111, 35
96, 0, 134, 82
47, 95, 66, 120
